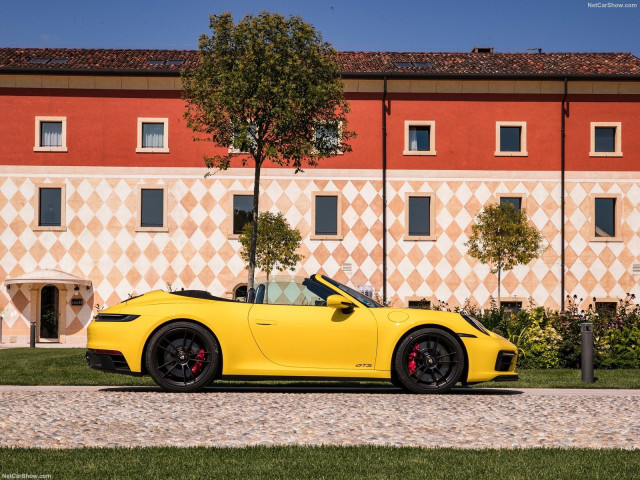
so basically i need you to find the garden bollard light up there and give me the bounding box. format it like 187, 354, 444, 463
30, 321, 36, 348
580, 322, 594, 383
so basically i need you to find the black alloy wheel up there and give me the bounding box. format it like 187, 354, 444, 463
146, 321, 220, 392
393, 328, 464, 394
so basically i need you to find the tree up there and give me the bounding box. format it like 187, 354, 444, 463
465, 202, 544, 305
238, 211, 302, 303
182, 11, 354, 300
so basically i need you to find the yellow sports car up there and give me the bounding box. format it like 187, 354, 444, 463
86, 274, 518, 393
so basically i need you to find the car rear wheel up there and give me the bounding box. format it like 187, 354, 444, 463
146, 321, 220, 392
393, 328, 464, 394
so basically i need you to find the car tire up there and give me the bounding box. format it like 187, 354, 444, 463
146, 321, 220, 393
393, 328, 464, 394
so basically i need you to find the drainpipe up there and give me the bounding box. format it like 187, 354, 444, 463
382, 76, 388, 303
561, 78, 568, 310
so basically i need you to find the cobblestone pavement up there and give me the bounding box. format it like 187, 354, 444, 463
1, 387, 639, 449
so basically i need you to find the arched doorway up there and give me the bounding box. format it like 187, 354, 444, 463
40, 285, 59, 339
233, 285, 247, 302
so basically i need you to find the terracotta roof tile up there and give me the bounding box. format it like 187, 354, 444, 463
0, 48, 200, 73
337, 51, 640, 76
1, 48, 639, 77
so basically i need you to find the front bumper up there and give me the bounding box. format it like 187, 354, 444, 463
462, 333, 519, 383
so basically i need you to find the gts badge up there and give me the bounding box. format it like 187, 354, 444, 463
355, 363, 372, 368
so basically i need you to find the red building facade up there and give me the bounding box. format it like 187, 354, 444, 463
1, 48, 639, 343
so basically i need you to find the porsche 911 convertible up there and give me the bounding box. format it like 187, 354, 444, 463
86, 273, 518, 393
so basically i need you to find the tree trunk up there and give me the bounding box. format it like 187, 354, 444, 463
247, 160, 262, 302
497, 265, 502, 307
265, 271, 269, 304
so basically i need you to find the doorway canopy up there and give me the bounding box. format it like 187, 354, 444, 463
5, 269, 92, 288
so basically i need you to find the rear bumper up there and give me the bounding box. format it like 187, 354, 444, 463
86, 349, 142, 377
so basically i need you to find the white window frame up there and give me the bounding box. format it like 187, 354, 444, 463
495, 121, 527, 157
228, 191, 254, 239
497, 193, 526, 212
228, 125, 257, 154
313, 121, 344, 155
406, 296, 435, 309
33, 183, 66, 231
403, 120, 436, 156
590, 122, 622, 157
404, 192, 437, 241
136, 185, 169, 232
499, 298, 523, 313
34, 116, 67, 152
136, 118, 169, 153
311, 192, 343, 240
591, 193, 622, 242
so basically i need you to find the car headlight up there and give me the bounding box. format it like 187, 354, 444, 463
95, 313, 140, 322
461, 314, 489, 336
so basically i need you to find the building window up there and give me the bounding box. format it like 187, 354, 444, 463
408, 299, 431, 309
312, 193, 342, 240
233, 285, 248, 302
495, 121, 527, 156
39, 188, 61, 226
590, 122, 622, 157
314, 123, 342, 154
500, 300, 522, 314
136, 186, 168, 232
229, 125, 257, 154
136, 118, 169, 153
499, 196, 523, 211
405, 193, 436, 240
592, 196, 621, 241
403, 121, 436, 155
595, 301, 617, 315
34, 184, 66, 231
232, 194, 254, 236
34, 116, 67, 152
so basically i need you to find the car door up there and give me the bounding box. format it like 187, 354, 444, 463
247, 278, 377, 370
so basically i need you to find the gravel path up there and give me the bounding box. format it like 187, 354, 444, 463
1, 387, 639, 449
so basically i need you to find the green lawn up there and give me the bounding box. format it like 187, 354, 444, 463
475, 368, 640, 389
0, 348, 639, 388
1, 446, 639, 480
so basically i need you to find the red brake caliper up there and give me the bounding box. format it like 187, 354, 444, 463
407, 344, 420, 374
191, 349, 205, 376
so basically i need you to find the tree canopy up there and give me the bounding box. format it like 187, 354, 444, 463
182, 11, 354, 169
465, 202, 544, 303
238, 211, 302, 303
182, 11, 354, 299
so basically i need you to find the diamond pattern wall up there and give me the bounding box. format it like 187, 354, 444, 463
1, 168, 639, 341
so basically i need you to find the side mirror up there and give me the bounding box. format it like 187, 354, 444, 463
326, 294, 355, 314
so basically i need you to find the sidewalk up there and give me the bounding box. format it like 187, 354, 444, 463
1, 386, 638, 448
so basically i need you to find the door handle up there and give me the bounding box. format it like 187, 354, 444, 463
254, 320, 277, 326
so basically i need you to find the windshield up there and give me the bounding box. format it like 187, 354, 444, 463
321, 275, 383, 308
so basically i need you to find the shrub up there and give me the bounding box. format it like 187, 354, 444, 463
517, 308, 562, 368
599, 327, 640, 369
428, 294, 640, 369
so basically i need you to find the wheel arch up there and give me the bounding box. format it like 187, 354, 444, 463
390, 323, 469, 384
140, 318, 223, 377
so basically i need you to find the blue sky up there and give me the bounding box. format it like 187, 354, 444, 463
1, 0, 639, 55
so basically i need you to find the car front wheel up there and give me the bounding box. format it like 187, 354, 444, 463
146, 321, 220, 392
393, 328, 464, 394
